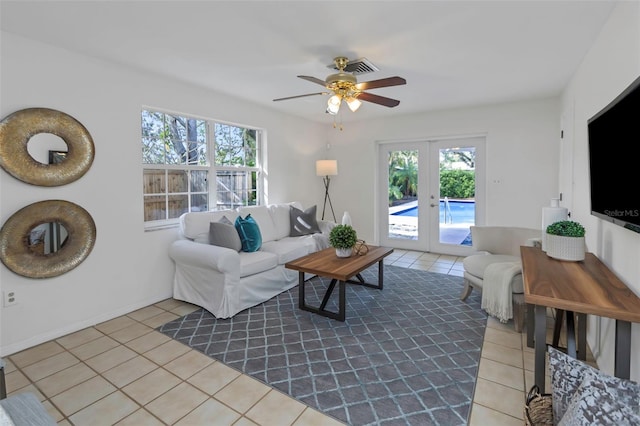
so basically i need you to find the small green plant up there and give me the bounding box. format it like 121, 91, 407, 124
329, 225, 358, 249
546, 220, 585, 237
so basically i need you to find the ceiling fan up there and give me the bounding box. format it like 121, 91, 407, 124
273, 56, 407, 115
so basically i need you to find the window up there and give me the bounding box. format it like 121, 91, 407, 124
141, 109, 261, 227
213, 123, 259, 210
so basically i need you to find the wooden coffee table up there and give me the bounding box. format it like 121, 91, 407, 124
285, 245, 394, 321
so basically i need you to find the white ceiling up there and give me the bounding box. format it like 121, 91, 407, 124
1, 1, 617, 124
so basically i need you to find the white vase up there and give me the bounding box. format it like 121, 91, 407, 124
545, 234, 585, 261
541, 199, 568, 252
335, 247, 353, 258
342, 211, 352, 226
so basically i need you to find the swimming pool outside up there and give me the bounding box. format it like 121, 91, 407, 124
388, 199, 475, 243
392, 200, 475, 224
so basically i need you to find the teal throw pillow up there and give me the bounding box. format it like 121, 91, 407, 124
235, 214, 262, 252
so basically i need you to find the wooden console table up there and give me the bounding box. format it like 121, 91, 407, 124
521, 246, 640, 391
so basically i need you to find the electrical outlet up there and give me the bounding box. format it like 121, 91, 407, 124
3, 290, 17, 307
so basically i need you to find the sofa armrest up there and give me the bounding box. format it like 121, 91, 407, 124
169, 240, 240, 274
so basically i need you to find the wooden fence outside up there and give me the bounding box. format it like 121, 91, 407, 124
143, 169, 254, 221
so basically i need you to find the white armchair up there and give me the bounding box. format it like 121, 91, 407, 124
460, 226, 541, 332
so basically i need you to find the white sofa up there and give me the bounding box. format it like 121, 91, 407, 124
169, 202, 334, 318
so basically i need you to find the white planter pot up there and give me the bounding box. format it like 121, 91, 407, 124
335, 248, 353, 258
545, 234, 585, 261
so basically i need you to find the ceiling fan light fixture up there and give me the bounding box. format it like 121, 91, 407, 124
327, 94, 341, 115
346, 97, 362, 112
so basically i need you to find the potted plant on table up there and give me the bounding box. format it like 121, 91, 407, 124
329, 224, 358, 258
545, 220, 586, 261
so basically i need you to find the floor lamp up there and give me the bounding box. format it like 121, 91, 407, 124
316, 160, 338, 222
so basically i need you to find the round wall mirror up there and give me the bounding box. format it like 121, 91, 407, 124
0, 108, 95, 186
26, 133, 68, 165
0, 200, 96, 278
28, 222, 68, 255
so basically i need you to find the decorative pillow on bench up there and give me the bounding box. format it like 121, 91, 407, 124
558, 372, 640, 425
289, 205, 320, 236
209, 216, 242, 252
549, 347, 640, 425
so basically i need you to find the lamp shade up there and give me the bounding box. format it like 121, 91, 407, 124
327, 95, 341, 115
316, 160, 338, 176
346, 97, 362, 112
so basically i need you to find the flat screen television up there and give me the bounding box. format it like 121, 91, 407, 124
587, 74, 640, 234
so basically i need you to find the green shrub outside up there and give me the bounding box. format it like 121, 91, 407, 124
388, 169, 475, 204
439, 170, 475, 199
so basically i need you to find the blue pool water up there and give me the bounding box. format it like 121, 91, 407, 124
393, 200, 475, 224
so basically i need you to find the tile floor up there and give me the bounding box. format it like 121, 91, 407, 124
2, 250, 595, 425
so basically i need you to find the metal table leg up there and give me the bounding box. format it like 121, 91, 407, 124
527, 303, 535, 348
565, 310, 576, 358
534, 304, 547, 391
615, 320, 631, 379
577, 313, 587, 361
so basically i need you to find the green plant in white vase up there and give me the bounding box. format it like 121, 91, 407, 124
545, 220, 586, 261
329, 224, 358, 258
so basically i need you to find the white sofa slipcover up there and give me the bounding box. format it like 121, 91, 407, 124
169, 202, 334, 318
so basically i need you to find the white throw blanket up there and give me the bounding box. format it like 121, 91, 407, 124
481, 261, 522, 323
0, 406, 15, 426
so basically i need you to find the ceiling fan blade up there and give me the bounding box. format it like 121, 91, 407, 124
358, 92, 401, 107
355, 76, 406, 91
273, 92, 327, 102
298, 75, 328, 87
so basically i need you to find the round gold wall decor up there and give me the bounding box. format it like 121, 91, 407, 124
0, 200, 96, 278
0, 108, 95, 186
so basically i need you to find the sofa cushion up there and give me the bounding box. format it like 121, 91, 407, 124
269, 202, 299, 240
209, 220, 242, 252
289, 205, 321, 236
235, 214, 262, 252
549, 347, 640, 423
219, 215, 234, 226
181, 210, 239, 243
239, 251, 278, 278
261, 240, 310, 264
238, 205, 278, 243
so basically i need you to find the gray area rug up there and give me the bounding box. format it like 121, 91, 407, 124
158, 264, 486, 425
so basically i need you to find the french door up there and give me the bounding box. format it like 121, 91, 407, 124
377, 137, 485, 256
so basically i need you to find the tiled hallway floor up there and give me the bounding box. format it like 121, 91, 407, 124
3, 250, 594, 425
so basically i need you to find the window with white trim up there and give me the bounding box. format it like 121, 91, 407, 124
141, 109, 261, 228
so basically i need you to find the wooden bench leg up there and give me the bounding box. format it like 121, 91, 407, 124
460, 279, 473, 301
513, 294, 526, 333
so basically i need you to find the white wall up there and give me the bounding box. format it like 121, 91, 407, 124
324, 98, 561, 244
560, 2, 640, 379
0, 33, 326, 356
